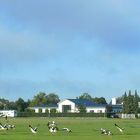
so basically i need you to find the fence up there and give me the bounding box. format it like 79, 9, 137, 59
121, 114, 136, 119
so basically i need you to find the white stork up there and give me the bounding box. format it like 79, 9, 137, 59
0, 123, 8, 130
29, 125, 38, 133
100, 128, 112, 135
61, 127, 72, 132
114, 123, 124, 133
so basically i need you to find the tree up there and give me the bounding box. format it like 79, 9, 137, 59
92, 97, 107, 104
0, 98, 9, 109
8, 101, 17, 110
123, 90, 139, 114
122, 91, 129, 113
46, 93, 60, 104
127, 90, 135, 113
77, 93, 92, 101
133, 90, 139, 114
50, 109, 57, 113
77, 93, 107, 104
77, 104, 87, 113
15, 98, 27, 112
116, 96, 123, 104
30, 92, 48, 106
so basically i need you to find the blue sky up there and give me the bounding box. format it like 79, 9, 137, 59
0, 0, 140, 102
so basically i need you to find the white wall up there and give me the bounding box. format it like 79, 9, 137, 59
42, 108, 46, 113
86, 107, 106, 113
35, 108, 39, 113
58, 99, 106, 113
58, 99, 76, 113
30, 107, 58, 113
112, 98, 116, 105
0, 110, 17, 117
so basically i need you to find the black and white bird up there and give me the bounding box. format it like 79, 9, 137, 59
114, 123, 124, 133
100, 128, 112, 135
7, 124, 15, 129
61, 127, 72, 132
47, 121, 56, 127
0, 123, 8, 130
47, 121, 59, 133
3, 123, 15, 129
49, 126, 58, 133
29, 125, 38, 133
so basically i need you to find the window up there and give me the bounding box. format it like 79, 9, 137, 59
90, 110, 94, 113
97, 110, 102, 113
62, 105, 71, 113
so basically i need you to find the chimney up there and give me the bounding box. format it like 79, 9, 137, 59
112, 98, 116, 105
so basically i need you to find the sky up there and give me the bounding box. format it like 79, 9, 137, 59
0, 0, 140, 102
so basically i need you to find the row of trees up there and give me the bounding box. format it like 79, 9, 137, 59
76, 93, 107, 104
122, 90, 140, 114
0, 92, 107, 112
0, 98, 30, 112
0, 93, 60, 112
29, 92, 60, 107
76, 90, 140, 114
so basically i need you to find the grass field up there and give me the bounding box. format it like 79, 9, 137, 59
0, 117, 140, 140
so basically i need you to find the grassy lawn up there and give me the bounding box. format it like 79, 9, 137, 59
0, 117, 140, 140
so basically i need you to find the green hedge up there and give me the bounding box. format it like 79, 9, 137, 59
17, 112, 105, 117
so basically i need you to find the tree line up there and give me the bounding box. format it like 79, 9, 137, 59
0, 92, 107, 112
122, 90, 140, 114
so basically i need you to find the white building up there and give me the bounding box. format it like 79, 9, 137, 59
111, 98, 117, 105
0, 110, 17, 117
30, 99, 107, 113
29, 104, 58, 113
57, 99, 106, 113
110, 98, 123, 113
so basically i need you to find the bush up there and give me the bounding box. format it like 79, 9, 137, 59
45, 109, 49, 113
17, 112, 106, 117
39, 108, 42, 113
50, 109, 56, 113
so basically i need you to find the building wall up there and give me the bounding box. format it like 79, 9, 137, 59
0, 110, 17, 117
31, 99, 107, 113
32, 107, 57, 113
58, 100, 75, 113
112, 98, 116, 105
42, 108, 46, 113
58, 99, 106, 113
34, 108, 39, 113
86, 107, 106, 113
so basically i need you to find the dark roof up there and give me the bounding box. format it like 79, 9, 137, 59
111, 104, 123, 109
68, 99, 106, 107
33, 104, 58, 108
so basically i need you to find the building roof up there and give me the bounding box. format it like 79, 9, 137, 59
31, 104, 58, 108
111, 104, 123, 109
68, 99, 106, 107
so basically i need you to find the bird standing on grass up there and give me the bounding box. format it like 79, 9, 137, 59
49, 126, 58, 133
114, 123, 124, 133
47, 121, 59, 133
100, 128, 112, 135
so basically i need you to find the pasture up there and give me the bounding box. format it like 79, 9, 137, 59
0, 117, 140, 140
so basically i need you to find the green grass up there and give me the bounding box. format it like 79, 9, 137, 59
0, 117, 140, 140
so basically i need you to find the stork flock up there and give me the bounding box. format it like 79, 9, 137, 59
0, 122, 15, 130
29, 121, 123, 135
29, 120, 72, 134
0, 117, 124, 136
